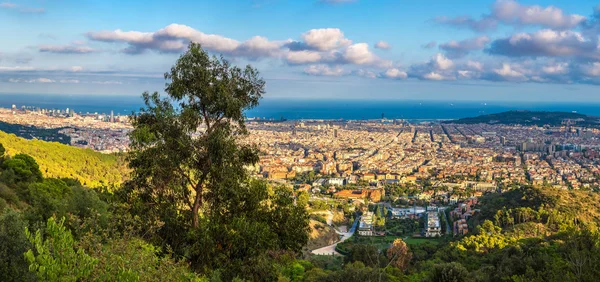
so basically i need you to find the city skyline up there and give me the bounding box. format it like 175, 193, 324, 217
1, 0, 600, 101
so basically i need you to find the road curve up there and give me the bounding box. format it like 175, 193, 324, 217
311, 216, 359, 256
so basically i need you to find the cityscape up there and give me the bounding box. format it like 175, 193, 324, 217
2, 0, 600, 280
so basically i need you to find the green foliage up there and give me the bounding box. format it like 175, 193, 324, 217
24, 217, 97, 282
427, 262, 471, 282
125, 43, 309, 280
0, 131, 128, 187
0, 121, 71, 144
27, 178, 72, 221
0, 209, 34, 282
2, 154, 43, 183
345, 243, 387, 268
83, 236, 202, 282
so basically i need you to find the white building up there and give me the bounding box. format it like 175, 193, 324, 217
358, 211, 374, 236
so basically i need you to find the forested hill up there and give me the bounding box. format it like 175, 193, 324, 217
444, 110, 600, 127
0, 130, 127, 187
0, 120, 71, 144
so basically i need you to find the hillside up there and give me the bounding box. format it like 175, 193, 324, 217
0, 120, 71, 144
445, 110, 600, 127
0, 130, 128, 187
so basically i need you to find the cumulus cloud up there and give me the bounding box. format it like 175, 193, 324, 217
39, 45, 96, 54
59, 79, 80, 84
304, 64, 345, 76
487, 29, 599, 59
466, 60, 484, 71
581, 62, 600, 77
434, 0, 587, 32
440, 36, 490, 58
409, 53, 456, 80
87, 24, 275, 57
300, 28, 351, 51
286, 50, 322, 64
422, 72, 450, 81
342, 43, 376, 64
381, 68, 407, 79
374, 41, 391, 50
492, 0, 586, 29
542, 62, 569, 75
489, 63, 528, 81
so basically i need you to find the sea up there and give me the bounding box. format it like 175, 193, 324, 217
2, 93, 600, 121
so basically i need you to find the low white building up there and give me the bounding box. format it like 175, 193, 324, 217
358, 212, 374, 236
424, 210, 441, 237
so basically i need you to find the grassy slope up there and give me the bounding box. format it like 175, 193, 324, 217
0, 131, 128, 187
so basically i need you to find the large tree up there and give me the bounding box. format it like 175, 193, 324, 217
127, 42, 264, 229
125, 43, 309, 278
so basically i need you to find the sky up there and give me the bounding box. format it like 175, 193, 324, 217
1, 0, 600, 101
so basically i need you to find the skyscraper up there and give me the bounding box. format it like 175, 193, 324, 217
110, 110, 114, 123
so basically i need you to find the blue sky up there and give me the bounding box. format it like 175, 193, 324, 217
1, 0, 600, 101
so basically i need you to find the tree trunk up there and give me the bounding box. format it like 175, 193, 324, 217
192, 186, 203, 228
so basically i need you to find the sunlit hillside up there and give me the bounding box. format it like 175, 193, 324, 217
0, 131, 128, 187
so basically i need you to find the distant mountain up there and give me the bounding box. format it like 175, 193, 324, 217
444, 110, 600, 127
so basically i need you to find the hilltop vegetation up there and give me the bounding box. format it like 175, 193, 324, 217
0, 130, 127, 187
445, 110, 600, 127
0, 120, 71, 144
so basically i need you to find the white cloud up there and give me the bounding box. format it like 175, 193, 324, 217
488, 29, 598, 59
435, 0, 587, 32
39, 45, 96, 54
8, 77, 55, 83
286, 50, 322, 64
492, 0, 586, 29
542, 62, 569, 75
301, 28, 351, 51
374, 41, 391, 50
304, 64, 345, 76
432, 53, 453, 70
71, 66, 84, 72
466, 60, 484, 71
423, 72, 449, 80
581, 62, 600, 77
382, 68, 407, 79
59, 79, 80, 84
343, 43, 375, 64
492, 63, 528, 81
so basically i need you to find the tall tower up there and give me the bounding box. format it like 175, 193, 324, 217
110, 110, 114, 123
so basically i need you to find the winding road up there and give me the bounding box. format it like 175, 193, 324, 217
311, 216, 360, 256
